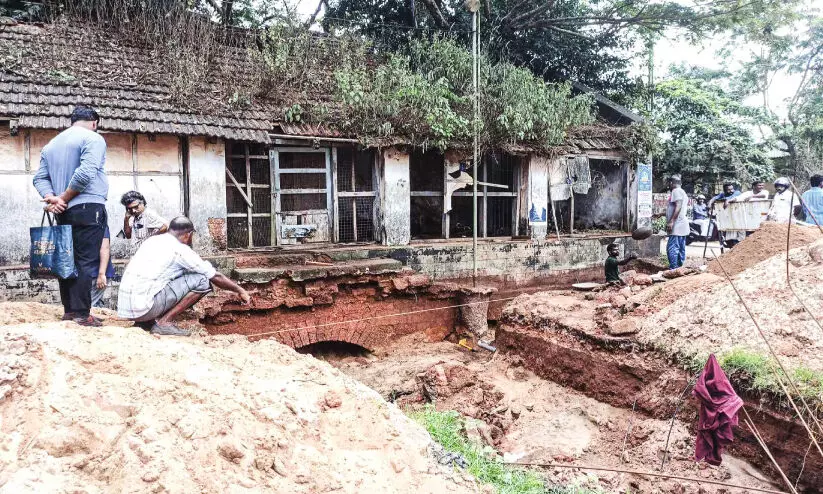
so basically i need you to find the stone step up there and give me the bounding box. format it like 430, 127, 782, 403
234, 258, 404, 283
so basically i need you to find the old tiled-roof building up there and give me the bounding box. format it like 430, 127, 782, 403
0, 19, 653, 303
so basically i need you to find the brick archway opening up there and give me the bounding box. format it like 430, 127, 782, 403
297, 341, 372, 360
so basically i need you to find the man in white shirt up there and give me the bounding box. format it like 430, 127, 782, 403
120, 190, 169, 248
729, 180, 769, 202
666, 175, 690, 269
118, 216, 250, 336
766, 177, 801, 224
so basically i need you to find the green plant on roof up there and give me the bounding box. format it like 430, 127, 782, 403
284, 104, 303, 123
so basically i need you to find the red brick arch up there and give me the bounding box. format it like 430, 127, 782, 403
276, 327, 377, 352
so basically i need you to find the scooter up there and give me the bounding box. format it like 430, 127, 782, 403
686, 218, 718, 245
687, 216, 736, 252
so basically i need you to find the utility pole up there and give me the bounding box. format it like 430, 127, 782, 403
466, 0, 480, 286
646, 37, 655, 114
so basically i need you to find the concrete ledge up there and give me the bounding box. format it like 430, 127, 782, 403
233, 258, 404, 283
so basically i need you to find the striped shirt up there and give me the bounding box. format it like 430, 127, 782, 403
117, 233, 216, 319
801, 188, 823, 225
129, 208, 168, 248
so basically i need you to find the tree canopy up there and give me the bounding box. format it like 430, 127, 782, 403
652, 74, 774, 188
322, 0, 798, 97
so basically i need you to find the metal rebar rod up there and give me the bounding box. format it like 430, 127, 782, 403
660, 376, 697, 470
711, 252, 823, 458
742, 408, 799, 494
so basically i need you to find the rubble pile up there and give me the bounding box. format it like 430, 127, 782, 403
0, 316, 479, 494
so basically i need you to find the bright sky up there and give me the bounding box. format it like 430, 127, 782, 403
653, 35, 800, 120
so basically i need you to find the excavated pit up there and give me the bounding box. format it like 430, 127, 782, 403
269, 282, 817, 492
197, 246, 817, 492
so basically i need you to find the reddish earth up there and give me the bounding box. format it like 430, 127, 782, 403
207, 290, 459, 351
318, 334, 780, 493
495, 311, 823, 492
201, 271, 494, 350
708, 222, 822, 277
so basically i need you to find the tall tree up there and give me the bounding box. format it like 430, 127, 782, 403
652, 74, 774, 189
322, 0, 798, 97
726, 2, 822, 179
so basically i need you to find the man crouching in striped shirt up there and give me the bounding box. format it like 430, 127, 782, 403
117, 216, 250, 336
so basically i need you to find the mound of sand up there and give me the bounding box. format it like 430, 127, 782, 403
640, 238, 823, 372
708, 222, 822, 277
0, 310, 479, 494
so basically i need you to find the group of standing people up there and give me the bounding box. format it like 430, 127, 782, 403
33, 105, 249, 336
665, 174, 823, 270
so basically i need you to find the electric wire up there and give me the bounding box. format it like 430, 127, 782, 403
710, 251, 823, 459
506, 461, 789, 494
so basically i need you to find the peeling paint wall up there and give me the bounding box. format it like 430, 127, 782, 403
106, 133, 184, 259
331, 236, 662, 287
0, 125, 225, 267
0, 126, 42, 266
380, 146, 411, 246
188, 136, 227, 254
572, 159, 626, 230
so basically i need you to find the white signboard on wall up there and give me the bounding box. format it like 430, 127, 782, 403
637, 162, 653, 227
528, 157, 549, 225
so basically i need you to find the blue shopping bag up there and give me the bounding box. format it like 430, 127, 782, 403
30, 212, 78, 279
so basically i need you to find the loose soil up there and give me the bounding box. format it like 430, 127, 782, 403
0, 313, 479, 494
315, 334, 781, 493
708, 222, 822, 277
641, 237, 823, 373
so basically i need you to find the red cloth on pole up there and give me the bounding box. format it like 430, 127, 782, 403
693, 354, 743, 465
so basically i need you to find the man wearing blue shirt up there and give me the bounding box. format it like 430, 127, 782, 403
707, 183, 741, 211
33, 106, 108, 327
801, 174, 823, 226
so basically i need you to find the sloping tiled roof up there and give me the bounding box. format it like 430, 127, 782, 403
0, 21, 635, 154
0, 21, 276, 142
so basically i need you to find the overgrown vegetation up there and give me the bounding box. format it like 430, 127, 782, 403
651, 75, 774, 188
255, 32, 597, 151
1, 2, 600, 152
408, 406, 605, 494
685, 348, 823, 411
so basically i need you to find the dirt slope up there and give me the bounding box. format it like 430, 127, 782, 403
318, 334, 779, 493
0, 312, 479, 494
708, 222, 822, 277
641, 238, 823, 371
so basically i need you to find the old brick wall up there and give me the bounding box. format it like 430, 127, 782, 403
202, 271, 466, 350
206, 293, 458, 351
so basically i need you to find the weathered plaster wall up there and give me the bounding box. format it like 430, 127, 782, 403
0, 126, 224, 267
0, 128, 58, 266
188, 136, 227, 254
328, 235, 662, 286
106, 134, 183, 259
380, 146, 411, 246
572, 160, 626, 230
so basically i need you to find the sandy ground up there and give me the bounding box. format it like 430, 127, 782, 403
640, 236, 823, 372
0, 311, 479, 494
312, 334, 780, 493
